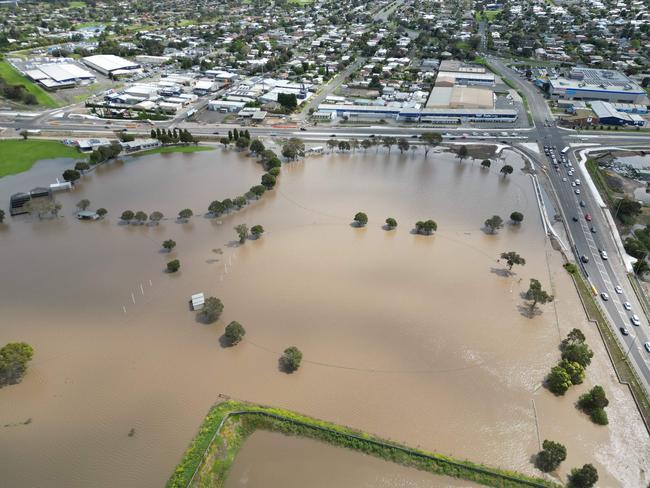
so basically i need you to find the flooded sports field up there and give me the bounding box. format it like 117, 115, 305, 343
0, 145, 648, 487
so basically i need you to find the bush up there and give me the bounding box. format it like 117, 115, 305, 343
167, 259, 180, 273
547, 365, 572, 395
568, 464, 598, 488
0, 342, 34, 387
281, 346, 303, 372
577, 386, 609, 425
385, 217, 397, 229
535, 439, 567, 472
268, 167, 281, 177
354, 212, 368, 226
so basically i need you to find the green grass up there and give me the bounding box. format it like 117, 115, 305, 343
483, 9, 501, 21
0, 61, 59, 108
565, 267, 650, 433
133, 145, 215, 157
168, 400, 562, 488
68, 0, 86, 7
585, 158, 618, 207
0, 139, 85, 178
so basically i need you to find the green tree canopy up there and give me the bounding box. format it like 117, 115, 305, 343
235, 223, 249, 243
76, 199, 90, 211
224, 321, 246, 345
500, 251, 526, 270
484, 215, 504, 234
568, 464, 598, 488
167, 259, 180, 273
178, 208, 193, 221
162, 239, 176, 251
510, 211, 524, 224
500, 164, 514, 177
200, 296, 224, 323
0, 342, 34, 387
547, 365, 572, 395
535, 439, 567, 472
385, 217, 397, 229
481, 159, 492, 168
281, 346, 303, 372
525, 278, 554, 311
120, 210, 135, 222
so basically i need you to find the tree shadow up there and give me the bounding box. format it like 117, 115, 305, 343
481, 226, 498, 235
490, 267, 512, 278
517, 304, 542, 319
382, 224, 396, 231
219, 334, 234, 348
225, 240, 242, 248
277, 357, 295, 374
349, 222, 366, 228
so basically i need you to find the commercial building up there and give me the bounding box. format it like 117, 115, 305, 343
316, 103, 517, 124
25, 62, 95, 90
590, 101, 645, 126
426, 86, 494, 109
82, 54, 141, 77
548, 68, 646, 103
207, 100, 246, 112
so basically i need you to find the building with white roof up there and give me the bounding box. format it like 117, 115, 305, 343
26, 62, 95, 90
82, 54, 141, 77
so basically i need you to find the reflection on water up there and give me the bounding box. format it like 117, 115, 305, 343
0, 148, 636, 487
225, 430, 483, 488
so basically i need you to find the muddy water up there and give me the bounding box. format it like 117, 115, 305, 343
0, 146, 648, 488
225, 430, 483, 488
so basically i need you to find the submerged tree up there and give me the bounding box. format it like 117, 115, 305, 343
166, 259, 180, 273
235, 224, 249, 244
510, 211, 524, 224
76, 199, 91, 211
0, 342, 34, 387
484, 215, 504, 234
224, 321, 246, 345
385, 217, 397, 229
414, 220, 437, 235
457, 145, 468, 163
251, 225, 264, 238
500, 251, 526, 271
535, 440, 567, 473
525, 278, 554, 312
162, 239, 176, 252
353, 212, 368, 227
200, 297, 224, 323
281, 346, 303, 372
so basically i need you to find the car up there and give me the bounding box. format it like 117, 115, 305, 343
601, 292, 609, 301
572, 182, 576, 187
299, 127, 307, 131
575, 189, 581, 195
580, 200, 586, 207
644, 342, 650, 353
623, 301, 632, 310
212, 131, 219, 134
631, 315, 641, 326
562, 177, 568, 182
620, 327, 629, 336
585, 213, 592, 221
581, 255, 589, 263
369, 134, 376, 138
411, 134, 418, 138
615, 285, 623, 294
329, 134, 336, 137
572, 216, 579, 222
600, 250, 608, 260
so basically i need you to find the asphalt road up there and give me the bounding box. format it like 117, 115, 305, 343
486, 54, 650, 392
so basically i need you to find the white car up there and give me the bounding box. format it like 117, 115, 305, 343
601, 292, 610, 301
615, 285, 623, 294
623, 301, 632, 310
575, 189, 581, 195
631, 315, 641, 326
600, 250, 608, 260
572, 182, 576, 187
562, 177, 568, 182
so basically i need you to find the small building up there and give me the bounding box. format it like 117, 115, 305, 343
312, 110, 337, 121
193, 80, 216, 95
50, 179, 73, 192
591, 101, 645, 126
207, 100, 246, 112
191, 293, 205, 311
10, 192, 31, 216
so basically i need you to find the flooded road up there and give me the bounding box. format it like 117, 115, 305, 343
0, 146, 648, 487
225, 430, 483, 488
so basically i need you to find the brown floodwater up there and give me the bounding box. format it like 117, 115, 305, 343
225, 430, 483, 488
0, 145, 648, 488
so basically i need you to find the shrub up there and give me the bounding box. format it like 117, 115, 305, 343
224, 321, 246, 345
281, 346, 303, 372
200, 297, 224, 323
167, 259, 180, 273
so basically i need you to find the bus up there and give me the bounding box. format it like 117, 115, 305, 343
561, 146, 570, 155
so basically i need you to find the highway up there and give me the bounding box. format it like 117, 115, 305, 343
485, 54, 650, 393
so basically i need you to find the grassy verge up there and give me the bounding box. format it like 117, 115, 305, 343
168, 400, 562, 488
584, 158, 618, 207
0, 139, 86, 178
565, 265, 650, 433
132, 145, 215, 157
0, 61, 59, 108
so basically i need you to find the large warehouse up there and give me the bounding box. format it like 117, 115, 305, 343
25, 62, 95, 90
82, 54, 141, 77
426, 86, 494, 109
590, 101, 645, 126
548, 68, 646, 103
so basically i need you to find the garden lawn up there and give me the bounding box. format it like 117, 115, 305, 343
133, 145, 215, 157
0, 139, 85, 178
0, 61, 59, 108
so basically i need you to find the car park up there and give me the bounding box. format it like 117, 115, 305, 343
631, 315, 641, 326
601, 292, 609, 301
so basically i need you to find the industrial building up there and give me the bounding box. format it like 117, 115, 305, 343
25, 62, 95, 90
426, 86, 494, 109
82, 54, 141, 77
548, 68, 646, 103
590, 101, 645, 126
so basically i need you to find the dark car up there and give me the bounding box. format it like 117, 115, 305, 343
620, 327, 629, 336
330, 134, 336, 137
300, 127, 307, 131
572, 216, 578, 222
579, 200, 586, 207
212, 131, 219, 134
590, 227, 596, 233
581, 255, 589, 263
